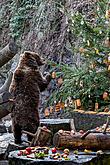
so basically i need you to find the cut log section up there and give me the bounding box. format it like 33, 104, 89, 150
53, 131, 110, 150
0, 42, 18, 68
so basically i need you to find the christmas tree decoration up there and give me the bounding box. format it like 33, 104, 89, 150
94, 48, 99, 55
79, 47, 86, 53
80, 81, 83, 87
87, 40, 90, 46
76, 99, 81, 107
57, 77, 63, 86
103, 59, 108, 65
60, 102, 65, 109
108, 65, 110, 70
49, 106, 53, 113
108, 54, 110, 63
95, 103, 99, 111
55, 101, 65, 112
103, 91, 109, 100
55, 101, 61, 112
64, 100, 68, 108
105, 37, 110, 47
105, 10, 110, 19
44, 108, 50, 117
51, 72, 56, 79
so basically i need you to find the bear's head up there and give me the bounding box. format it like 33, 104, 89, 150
19, 51, 45, 69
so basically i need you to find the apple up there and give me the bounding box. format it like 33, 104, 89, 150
63, 148, 70, 155
26, 147, 32, 154
17, 151, 23, 156
51, 147, 57, 153
23, 150, 30, 155
79, 130, 84, 134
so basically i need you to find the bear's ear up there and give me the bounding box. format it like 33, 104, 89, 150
34, 54, 45, 66
24, 51, 32, 58
24, 51, 45, 66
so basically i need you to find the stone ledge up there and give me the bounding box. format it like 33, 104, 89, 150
70, 110, 110, 131
40, 119, 71, 135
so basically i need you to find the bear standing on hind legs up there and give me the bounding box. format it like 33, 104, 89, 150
9, 51, 51, 144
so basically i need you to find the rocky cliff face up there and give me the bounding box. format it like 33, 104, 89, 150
0, 0, 96, 61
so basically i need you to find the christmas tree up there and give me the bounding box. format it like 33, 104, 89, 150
49, 0, 110, 112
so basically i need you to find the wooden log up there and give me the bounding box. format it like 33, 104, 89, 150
0, 42, 18, 68
0, 71, 13, 94
53, 131, 110, 150
0, 92, 13, 119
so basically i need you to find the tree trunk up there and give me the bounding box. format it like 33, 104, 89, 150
0, 42, 18, 68
53, 131, 110, 150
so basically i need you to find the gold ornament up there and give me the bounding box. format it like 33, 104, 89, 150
108, 54, 110, 64
105, 10, 110, 19
57, 77, 63, 86
90, 62, 96, 69
50, 106, 53, 113
44, 108, 50, 117
105, 37, 110, 47
94, 48, 99, 55
103, 92, 108, 99
103, 59, 108, 65
52, 72, 56, 79
79, 47, 85, 53
95, 103, 99, 111
87, 40, 90, 46
74, 99, 81, 108
55, 102, 61, 112
108, 65, 110, 71
55, 102, 64, 112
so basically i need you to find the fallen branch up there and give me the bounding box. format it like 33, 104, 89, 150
0, 42, 18, 68
0, 92, 13, 119
0, 71, 13, 94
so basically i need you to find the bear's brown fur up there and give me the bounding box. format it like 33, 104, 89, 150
10, 51, 51, 144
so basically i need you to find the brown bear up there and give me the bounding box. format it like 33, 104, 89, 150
9, 51, 51, 144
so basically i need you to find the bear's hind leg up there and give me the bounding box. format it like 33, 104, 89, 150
13, 124, 22, 144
